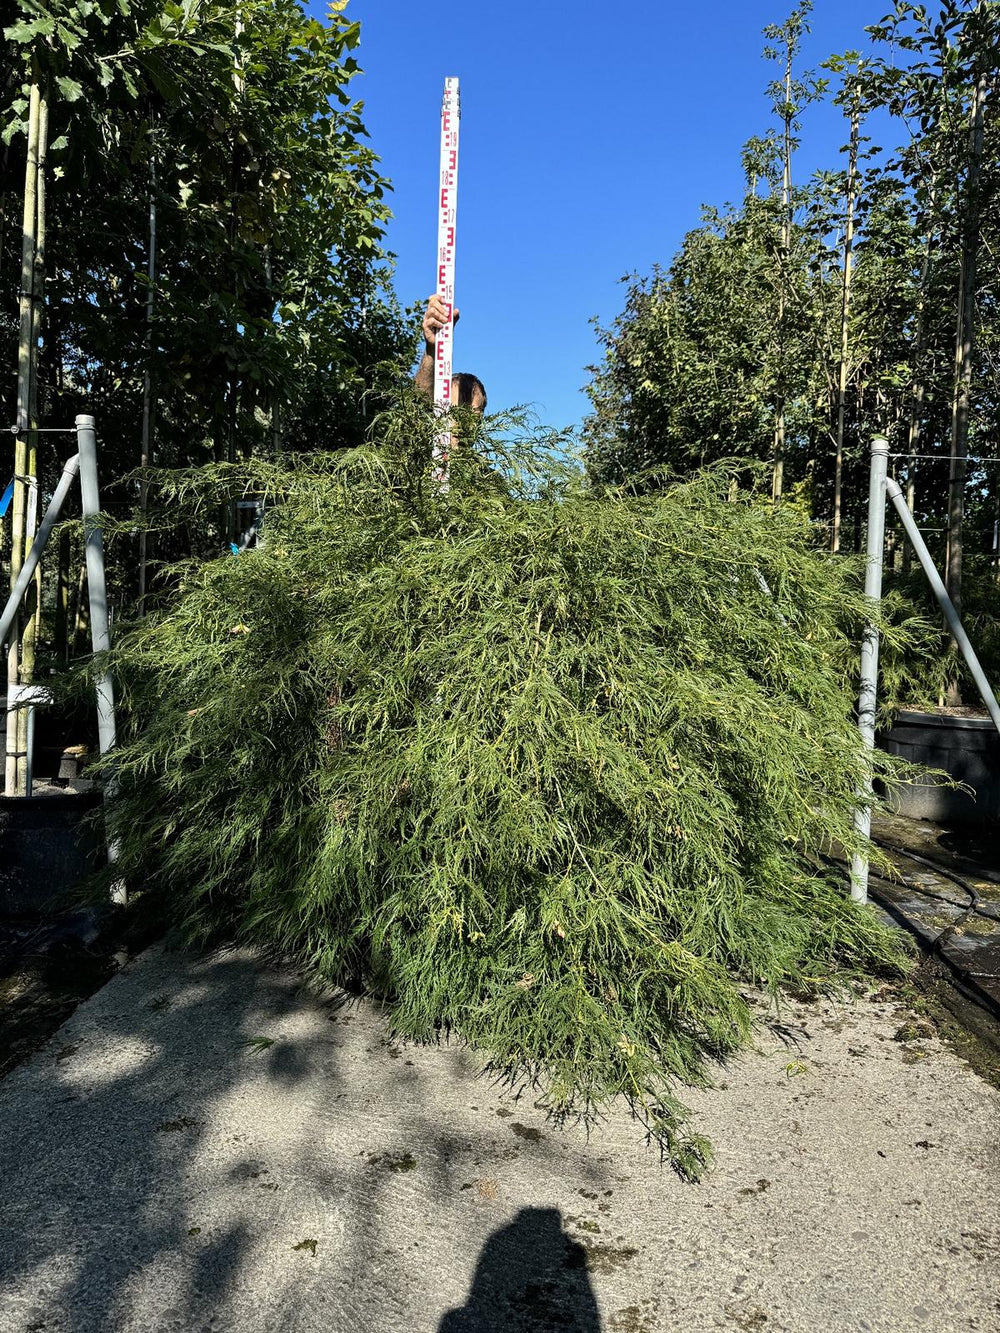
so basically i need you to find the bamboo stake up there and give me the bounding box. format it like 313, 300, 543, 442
6, 73, 41, 796
18, 82, 48, 785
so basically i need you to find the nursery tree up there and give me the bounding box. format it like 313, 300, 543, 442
584, 173, 831, 501
585, 0, 1000, 590
762, 0, 827, 502
96, 408, 909, 1174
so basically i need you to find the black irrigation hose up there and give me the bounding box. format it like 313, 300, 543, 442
866, 839, 1000, 1026
874, 842, 982, 914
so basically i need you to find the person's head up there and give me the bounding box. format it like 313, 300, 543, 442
453, 372, 487, 414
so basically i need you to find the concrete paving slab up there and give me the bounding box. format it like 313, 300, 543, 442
0, 943, 997, 1333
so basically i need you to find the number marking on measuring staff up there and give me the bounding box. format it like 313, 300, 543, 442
433, 77, 460, 480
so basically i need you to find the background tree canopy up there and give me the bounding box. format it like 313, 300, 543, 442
1, 0, 413, 555
584, 1, 1000, 601
584, 0, 1000, 705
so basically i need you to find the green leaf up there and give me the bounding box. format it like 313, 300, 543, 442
3, 17, 56, 42
56, 77, 84, 103
141, 55, 181, 102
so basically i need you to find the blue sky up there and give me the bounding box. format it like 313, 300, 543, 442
327, 0, 891, 432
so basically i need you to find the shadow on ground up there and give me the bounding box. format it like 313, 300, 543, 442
0, 945, 612, 1333
439, 1207, 600, 1331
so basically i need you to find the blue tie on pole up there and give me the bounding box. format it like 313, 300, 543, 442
0, 479, 14, 518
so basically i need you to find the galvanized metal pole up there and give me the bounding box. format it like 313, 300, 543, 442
77, 415, 124, 902
886, 475, 1000, 738
76, 415, 116, 758
850, 435, 889, 903
0, 452, 80, 652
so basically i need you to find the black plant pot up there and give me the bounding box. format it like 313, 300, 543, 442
879, 708, 1000, 827
0, 789, 104, 916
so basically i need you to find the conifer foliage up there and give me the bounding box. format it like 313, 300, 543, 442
101, 411, 907, 1174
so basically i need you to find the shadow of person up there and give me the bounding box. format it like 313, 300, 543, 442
439, 1205, 601, 1332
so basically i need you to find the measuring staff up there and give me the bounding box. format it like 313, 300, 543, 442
413, 78, 487, 483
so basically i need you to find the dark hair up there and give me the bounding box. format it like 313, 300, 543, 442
454, 372, 487, 412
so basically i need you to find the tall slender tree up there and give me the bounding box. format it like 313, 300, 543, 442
762, 0, 825, 502
825, 56, 866, 551
5, 67, 43, 795
946, 59, 988, 618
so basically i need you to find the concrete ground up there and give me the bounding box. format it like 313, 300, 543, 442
871, 812, 1000, 1017
0, 943, 997, 1333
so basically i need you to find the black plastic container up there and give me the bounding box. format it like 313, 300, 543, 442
879, 708, 1000, 826
0, 789, 104, 915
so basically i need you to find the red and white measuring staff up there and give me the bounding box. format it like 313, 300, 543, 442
433, 77, 460, 486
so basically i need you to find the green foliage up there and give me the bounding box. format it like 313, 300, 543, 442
1, 0, 411, 589
95, 408, 909, 1173
584, 0, 1000, 573
879, 558, 1000, 713
583, 194, 823, 490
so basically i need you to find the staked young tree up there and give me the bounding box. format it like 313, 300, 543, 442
820, 53, 872, 552
762, 0, 827, 502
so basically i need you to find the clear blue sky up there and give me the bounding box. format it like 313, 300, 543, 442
322, 0, 890, 431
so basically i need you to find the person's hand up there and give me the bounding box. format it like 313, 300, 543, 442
422, 294, 459, 348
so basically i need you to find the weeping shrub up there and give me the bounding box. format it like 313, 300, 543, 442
97, 407, 909, 1175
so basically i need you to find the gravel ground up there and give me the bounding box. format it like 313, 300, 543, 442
0, 942, 997, 1333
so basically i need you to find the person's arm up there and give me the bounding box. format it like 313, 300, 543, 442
414, 295, 458, 402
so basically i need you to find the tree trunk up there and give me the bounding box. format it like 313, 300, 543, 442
902, 195, 936, 575
946, 68, 985, 618
264, 244, 282, 456
17, 83, 49, 784
54, 528, 72, 663
138, 133, 158, 613
773, 56, 794, 505
71, 564, 89, 659
832, 95, 859, 552
904, 468, 917, 575
5, 74, 41, 796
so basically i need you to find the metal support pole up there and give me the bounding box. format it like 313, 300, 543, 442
0, 452, 79, 653
886, 476, 1000, 738
76, 414, 125, 903
851, 436, 889, 904
76, 415, 116, 757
